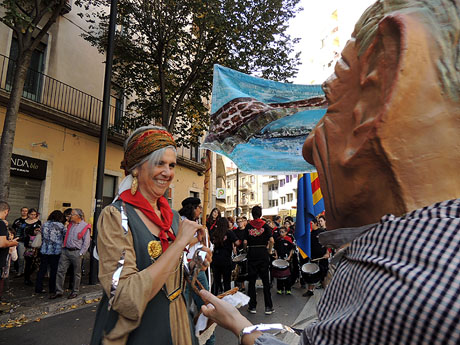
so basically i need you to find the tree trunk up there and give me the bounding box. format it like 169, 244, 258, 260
0, 51, 33, 201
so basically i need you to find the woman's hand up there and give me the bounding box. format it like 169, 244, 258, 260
199, 246, 212, 270
177, 219, 205, 247
199, 290, 252, 336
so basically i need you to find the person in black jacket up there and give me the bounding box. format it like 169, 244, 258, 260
211, 217, 239, 295
244, 206, 274, 315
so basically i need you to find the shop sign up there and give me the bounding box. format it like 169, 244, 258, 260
10, 154, 47, 180
216, 188, 226, 199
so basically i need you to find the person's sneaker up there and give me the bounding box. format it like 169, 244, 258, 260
264, 307, 275, 315
247, 307, 257, 314
302, 290, 314, 297
277, 290, 283, 295
285, 290, 292, 295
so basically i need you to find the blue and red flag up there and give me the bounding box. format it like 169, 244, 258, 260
295, 172, 325, 258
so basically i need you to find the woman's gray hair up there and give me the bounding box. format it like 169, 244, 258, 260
124, 125, 177, 174
72, 208, 85, 220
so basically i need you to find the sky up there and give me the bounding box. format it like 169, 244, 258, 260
287, 0, 376, 85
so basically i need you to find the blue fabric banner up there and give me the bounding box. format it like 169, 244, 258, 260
201, 65, 327, 174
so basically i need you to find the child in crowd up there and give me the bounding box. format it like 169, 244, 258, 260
273, 226, 295, 295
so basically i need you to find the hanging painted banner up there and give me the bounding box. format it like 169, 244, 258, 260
201, 64, 327, 174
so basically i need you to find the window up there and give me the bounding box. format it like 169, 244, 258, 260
280, 179, 285, 187
287, 193, 294, 202
102, 175, 117, 208
269, 199, 279, 207
242, 177, 246, 184
281, 196, 286, 204
250, 176, 255, 183
190, 145, 199, 162
110, 85, 124, 125
250, 192, 255, 200
234, 195, 237, 202
7, 38, 46, 101
269, 183, 278, 191
227, 196, 231, 204
190, 191, 199, 198
234, 180, 237, 187
227, 181, 231, 189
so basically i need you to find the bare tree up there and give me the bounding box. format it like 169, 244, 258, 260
0, 0, 69, 200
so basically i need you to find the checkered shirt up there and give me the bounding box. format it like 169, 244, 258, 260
300, 198, 460, 345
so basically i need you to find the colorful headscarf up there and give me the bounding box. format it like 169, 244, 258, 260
120, 129, 176, 175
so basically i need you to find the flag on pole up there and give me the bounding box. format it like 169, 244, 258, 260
295, 172, 325, 259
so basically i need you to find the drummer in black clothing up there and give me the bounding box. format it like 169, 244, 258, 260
303, 217, 330, 297
244, 206, 274, 315
234, 217, 246, 254
273, 226, 295, 295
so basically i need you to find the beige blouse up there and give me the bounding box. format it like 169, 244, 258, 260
97, 205, 193, 345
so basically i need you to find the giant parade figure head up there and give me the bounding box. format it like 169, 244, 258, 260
303, 0, 460, 230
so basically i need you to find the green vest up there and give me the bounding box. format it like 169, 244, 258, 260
90, 201, 197, 345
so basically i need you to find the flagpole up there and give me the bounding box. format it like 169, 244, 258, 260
202, 149, 212, 290
202, 150, 212, 226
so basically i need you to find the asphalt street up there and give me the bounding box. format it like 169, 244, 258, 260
0, 285, 312, 345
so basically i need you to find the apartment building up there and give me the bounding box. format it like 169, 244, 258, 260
0, 4, 206, 221
262, 174, 298, 219
220, 154, 298, 220
224, 167, 264, 219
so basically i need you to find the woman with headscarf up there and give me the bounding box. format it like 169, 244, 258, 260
90, 126, 210, 345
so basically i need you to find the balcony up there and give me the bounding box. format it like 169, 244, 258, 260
0, 53, 137, 143
0, 53, 205, 172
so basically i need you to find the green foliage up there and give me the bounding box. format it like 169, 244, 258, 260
0, 1, 67, 44
81, 0, 301, 147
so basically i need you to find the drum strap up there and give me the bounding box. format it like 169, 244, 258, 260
247, 245, 267, 248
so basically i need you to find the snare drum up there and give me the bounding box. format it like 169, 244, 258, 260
301, 263, 321, 284
271, 259, 291, 280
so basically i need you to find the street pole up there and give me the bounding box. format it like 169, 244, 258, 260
236, 168, 239, 216
89, 0, 118, 285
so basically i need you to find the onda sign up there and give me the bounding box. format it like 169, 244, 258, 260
10, 154, 47, 180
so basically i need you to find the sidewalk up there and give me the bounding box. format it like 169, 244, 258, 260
282, 289, 322, 345
0, 262, 103, 328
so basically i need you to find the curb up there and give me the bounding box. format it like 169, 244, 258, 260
0, 290, 102, 327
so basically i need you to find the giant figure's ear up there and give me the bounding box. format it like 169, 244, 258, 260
363, 12, 458, 210
351, 14, 403, 140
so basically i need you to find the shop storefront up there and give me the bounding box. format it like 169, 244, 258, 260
8, 153, 47, 221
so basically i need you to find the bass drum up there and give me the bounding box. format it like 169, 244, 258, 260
301, 263, 321, 285
271, 259, 291, 280
232, 254, 248, 282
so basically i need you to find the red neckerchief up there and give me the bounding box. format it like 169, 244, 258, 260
272, 226, 278, 235
249, 219, 265, 229
282, 235, 293, 244
120, 190, 175, 251
209, 219, 217, 230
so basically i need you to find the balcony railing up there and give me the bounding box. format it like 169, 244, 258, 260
0, 53, 132, 136
0, 53, 204, 165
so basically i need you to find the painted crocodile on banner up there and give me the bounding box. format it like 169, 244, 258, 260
205, 96, 327, 153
